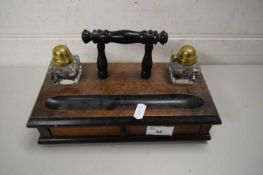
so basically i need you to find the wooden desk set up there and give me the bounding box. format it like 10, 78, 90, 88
27, 30, 221, 144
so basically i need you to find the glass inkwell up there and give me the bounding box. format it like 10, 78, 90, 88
169, 45, 201, 85
48, 45, 82, 84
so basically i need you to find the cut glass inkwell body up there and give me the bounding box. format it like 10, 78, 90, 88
169, 45, 201, 85
48, 45, 82, 84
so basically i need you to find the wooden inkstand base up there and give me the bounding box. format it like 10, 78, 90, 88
27, 63, 221, 144
27, 29, 221, 143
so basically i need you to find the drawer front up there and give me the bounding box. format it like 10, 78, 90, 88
50, 125, 201, 137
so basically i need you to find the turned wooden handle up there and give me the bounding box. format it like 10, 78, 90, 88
82, 29, 168, 79
82, 29, 168, 45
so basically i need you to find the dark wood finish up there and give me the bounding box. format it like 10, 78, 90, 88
38, 134, 211, 144
45, 94, 204, 110
38, 128, 51, 138
82, 30, 168, 45
97, 43, 108, 79
199, 125, 212, 134
82, 30, 168, 79
141, 44, 153, 78
27, 63, 221, 144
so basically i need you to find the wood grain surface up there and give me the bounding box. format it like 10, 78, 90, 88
29, 63, 219, 119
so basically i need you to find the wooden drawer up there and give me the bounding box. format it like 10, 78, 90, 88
50, 125, 202, 137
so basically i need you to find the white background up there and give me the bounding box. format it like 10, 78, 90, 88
0, 0, 263, 66
1, 1, 263, 175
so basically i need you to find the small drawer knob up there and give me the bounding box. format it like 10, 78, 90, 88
120, 127, 128, 136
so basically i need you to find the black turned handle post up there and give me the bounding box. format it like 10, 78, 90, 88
97, 43, 108, 79
82, 29, 168, 79
142, 44, 153, 78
